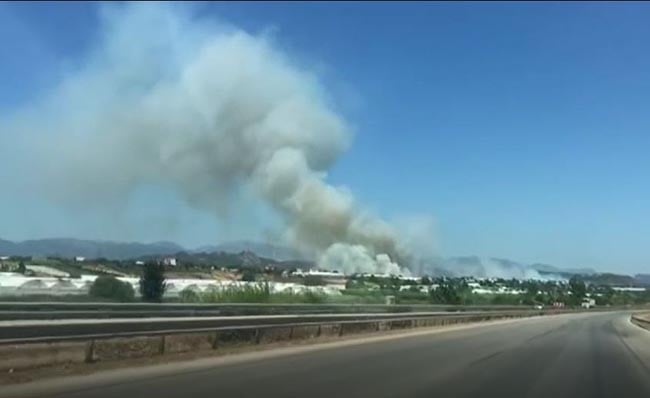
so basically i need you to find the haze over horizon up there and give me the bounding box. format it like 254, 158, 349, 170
1, 2, 649, 274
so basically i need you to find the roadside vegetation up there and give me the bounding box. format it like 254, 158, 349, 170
89, 275, 135, 302
179, 283, 328, 304
2, 255, 650, 306
139, 262, 167, 302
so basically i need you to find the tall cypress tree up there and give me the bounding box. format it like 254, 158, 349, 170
139, 262, 166, 302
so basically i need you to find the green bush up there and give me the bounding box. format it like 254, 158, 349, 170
240, 269, 257, 282
430, 283, 462, 304
179, 288, 201, 303
395, 290, 430, 304
201, 283, 271, 303
89, 275, 135, 302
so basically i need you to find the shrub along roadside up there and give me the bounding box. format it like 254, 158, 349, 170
179, 283, 328, 304
88, 275, 135, 302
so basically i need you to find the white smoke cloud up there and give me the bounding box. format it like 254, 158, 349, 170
3, 3, 412, 274
421, 256, 563, 281
483, 258, 546, 280
317, 243, 404, 276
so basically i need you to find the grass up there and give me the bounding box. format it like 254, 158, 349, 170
179, 284, 431, 305
180, 283, 329, 304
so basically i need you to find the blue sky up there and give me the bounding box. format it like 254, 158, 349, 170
1, 2, 649, 273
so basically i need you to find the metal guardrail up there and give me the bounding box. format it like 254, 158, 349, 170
0, 302, 538, 321
0, 311, 547, 342
0, 302, 531, 309
0, 310, 548, 364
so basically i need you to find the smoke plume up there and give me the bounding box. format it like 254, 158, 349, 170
5, 3, 410, 275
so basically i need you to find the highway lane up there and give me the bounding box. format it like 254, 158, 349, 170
5, 311, 650, 398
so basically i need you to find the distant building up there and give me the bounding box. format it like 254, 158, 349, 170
135, 260, 145, 266
162, 257, 177, 267
292, 269, 345, 279
581, 298, 596, 309
358, 273, 421, 281
291, 269, 347, 290
0, 256, 9, 261
612, 287, 646, 292
26, 265, 70, 278
399, 285, 430, 293
75, 257, 86, 262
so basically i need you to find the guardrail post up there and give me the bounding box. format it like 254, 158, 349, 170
316, 325, 322, 337
84, 340, 95, 363
411, 319, 417, 328
211, 332, 219, 350
288, 327, 294, 340
338, 323, 345, 337
158, 335, 166, 355
376, 321, 381, 332
255, 328, 262, 344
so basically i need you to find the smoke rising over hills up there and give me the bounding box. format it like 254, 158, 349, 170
3, 3, 410, 275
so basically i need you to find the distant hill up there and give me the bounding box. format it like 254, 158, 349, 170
418, 256, 599, 280
194, 240, 306, 261
634, 274, 650, 285
0, 238, 310, 266
530, 263, 597, 276
136, 249, 313, 271
0, 238, 632, 281
0, 238, 183, 260
581, 273, 636, 286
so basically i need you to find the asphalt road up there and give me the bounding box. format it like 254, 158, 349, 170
6, 311, 650, 398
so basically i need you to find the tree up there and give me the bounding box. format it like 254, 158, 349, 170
241, 269, 257, 282
89, 275, 135, 302
345, 279, 359, 289
522, 281, 541, 305
569, 276, 587, 304
430, 282, 462, 305
17, 261, 26, 274
139, 262, 166, 302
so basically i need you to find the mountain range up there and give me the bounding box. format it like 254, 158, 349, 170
0, 238, 307, 261
195, 241, 305, 261
0, 237, 612, 278
0, 238, 183, 260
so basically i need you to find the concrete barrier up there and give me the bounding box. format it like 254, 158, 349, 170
0, 311, 538, 371
631, 313, 650, 331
